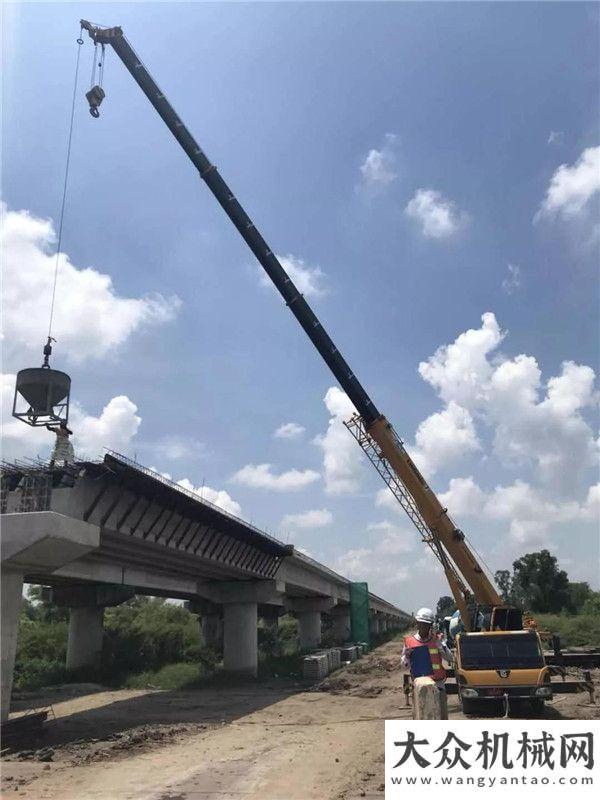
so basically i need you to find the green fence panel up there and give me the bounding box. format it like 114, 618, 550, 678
350, 582, 370, 648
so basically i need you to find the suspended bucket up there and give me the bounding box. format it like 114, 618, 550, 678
12, 367, 71, 427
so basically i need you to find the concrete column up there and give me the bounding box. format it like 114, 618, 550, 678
331, 608, 351, 644
223, 602, 258, 676
285, 597, 334, 651
201, 613, 223, 651
369, 616, 380, 636
297, 610, 322, 650
380, 618, 388, 634
66, 606, 104, 671
1, 570, 24, 722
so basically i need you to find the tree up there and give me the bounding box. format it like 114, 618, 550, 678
494, 569, 514, 604
567, 582, 592, 614
511, 550, 570, 613
436, 596, 456, 619
26, 585, 69, 623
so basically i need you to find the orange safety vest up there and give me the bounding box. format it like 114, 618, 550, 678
404, 633, 447, 682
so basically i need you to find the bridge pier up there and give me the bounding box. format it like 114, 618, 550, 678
197, 580, 285, 677
0, 512, 99, 721
187, 599, 223, 652
297, 611, 321, 650
330, 605, 351, 644
1, 570, 24, 722
51, 584, 136, 672
67, 607, 104, 671
201, 612, 223, 651
370, 616, 380, 636
286, 597, 336, 651
223, 602, 258, 675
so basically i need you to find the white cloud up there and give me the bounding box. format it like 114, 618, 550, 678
439, 474, 600, 547
175, 477, 242, 517
405, 189, 468, 239
71, 395, 141, 459
419, 314, 597, 495
313, 387, 363, 493
1, 373, 140, 462
438, 477, 486, 517
231, 462, 320, 491
409, 400, 480, 478
502, 263, 522, 294
418, 312, 504, 411
281, 508, 333, 529
150, 469, 242, 517
367, 520, 415, 554
359, 133, 398, 189
274, 422, 305, 440
489, 360, 597, 495
142, 435, 206, 462
535, 146, 600, 221
547, 131, 564, 146
0, 205, 181, 367
259, 254, 326, 298
335, 521, 414, 585
295, 545, 314, 558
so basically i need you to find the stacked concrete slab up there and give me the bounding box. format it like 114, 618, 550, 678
303, 653, 330, 680
339, 645, 360, 662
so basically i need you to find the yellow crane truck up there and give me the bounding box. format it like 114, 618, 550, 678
79, 19, 554, 715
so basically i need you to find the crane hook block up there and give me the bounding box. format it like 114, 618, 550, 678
86, 85, 105, 118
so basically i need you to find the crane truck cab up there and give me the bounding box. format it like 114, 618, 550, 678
455, 629, 552, 715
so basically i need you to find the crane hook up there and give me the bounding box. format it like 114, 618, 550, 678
85, 85, 105, 117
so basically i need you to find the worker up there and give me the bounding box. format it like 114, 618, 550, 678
46, 420, 74, 466
401, 607, 453, 690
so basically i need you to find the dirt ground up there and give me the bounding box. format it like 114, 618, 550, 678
2, 639, 598, 800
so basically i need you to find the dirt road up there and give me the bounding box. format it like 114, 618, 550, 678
2, 640, 598, 800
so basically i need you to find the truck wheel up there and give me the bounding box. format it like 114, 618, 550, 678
460, 696, 478, 716
530, 698, 545, 716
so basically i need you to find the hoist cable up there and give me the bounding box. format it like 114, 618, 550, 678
98, 43, 106, 87
90, 41, 98, 88
47, 30, 84, 338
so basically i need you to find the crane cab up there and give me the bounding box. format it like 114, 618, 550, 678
455, 629, 551, 716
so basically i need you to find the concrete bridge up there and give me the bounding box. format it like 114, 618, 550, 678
0, 452, 411, 721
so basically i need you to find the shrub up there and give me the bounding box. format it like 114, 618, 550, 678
536, 613, 600, 647
13, 658, 68, 691
13, 617, 68, 690
258, 652, 304, 679
101, 598, 201, 682
581, 592, 600, 617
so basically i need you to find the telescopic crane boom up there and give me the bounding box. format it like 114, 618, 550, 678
80, 20, 506, 630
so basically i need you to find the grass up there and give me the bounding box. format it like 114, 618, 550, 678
536, 613, 600, 648
124, 662, 211, 690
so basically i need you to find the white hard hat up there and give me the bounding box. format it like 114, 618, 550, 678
415, 607, 435, 624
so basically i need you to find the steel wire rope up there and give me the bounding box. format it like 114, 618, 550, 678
47, 29, 84, 338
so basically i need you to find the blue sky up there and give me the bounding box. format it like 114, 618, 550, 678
2, 2, 599, 609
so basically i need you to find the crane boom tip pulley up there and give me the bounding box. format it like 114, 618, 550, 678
80, 20, 119, 117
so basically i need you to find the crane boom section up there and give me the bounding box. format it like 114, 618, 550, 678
368, 417, 502, 607
82, 21, 502, 615
84, 23, 379, 427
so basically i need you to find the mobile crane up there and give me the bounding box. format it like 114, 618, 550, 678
77, 21, 552, 712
